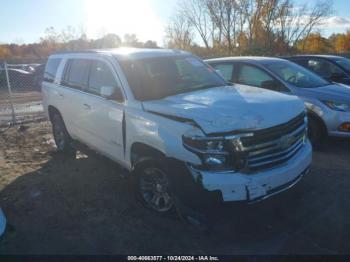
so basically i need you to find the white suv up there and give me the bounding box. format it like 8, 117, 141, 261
42, 48, 312, 213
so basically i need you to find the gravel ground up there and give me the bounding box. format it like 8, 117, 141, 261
0, 122, 349, 255
0, 90, 44, 126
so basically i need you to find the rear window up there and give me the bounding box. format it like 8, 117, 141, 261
44, 58, 62, 83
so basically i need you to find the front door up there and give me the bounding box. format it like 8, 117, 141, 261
78, 59, 125, 163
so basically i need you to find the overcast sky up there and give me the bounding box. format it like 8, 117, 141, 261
0, 0, 349, 45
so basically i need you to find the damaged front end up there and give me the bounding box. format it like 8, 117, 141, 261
182, 126, 253, 173
183, 112, 312, 202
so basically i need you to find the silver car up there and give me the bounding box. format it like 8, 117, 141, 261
206, 57, 350, 146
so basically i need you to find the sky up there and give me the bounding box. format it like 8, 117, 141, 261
0, 0, 349, 45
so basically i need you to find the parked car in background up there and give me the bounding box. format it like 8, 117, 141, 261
42, 49, 311, 213
206, 57, 350, 146
0, 64, 44, 90
284, 55, 350, 85
0, 67, 34, 89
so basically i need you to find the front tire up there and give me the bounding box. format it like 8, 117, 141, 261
134, 159, 175, 214
308, 116, 326, 149
51, 113, 76, 157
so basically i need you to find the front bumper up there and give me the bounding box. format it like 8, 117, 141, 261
188, 141, 312, 202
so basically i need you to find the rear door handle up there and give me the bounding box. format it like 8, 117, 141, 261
83, 104, 91, 110
58, 93, 64, 98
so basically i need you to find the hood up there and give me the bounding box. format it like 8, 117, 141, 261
300, 84, 350, 102
143, 85, 305, 135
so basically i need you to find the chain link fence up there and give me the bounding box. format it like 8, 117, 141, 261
0, 60, 46, 127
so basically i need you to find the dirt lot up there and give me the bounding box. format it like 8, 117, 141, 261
0, 121, 349, 254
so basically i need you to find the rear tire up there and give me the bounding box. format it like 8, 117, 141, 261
308, 116, 326, 149
51, 112, 76, 157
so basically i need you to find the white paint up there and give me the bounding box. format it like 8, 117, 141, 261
42, 49, 312, 204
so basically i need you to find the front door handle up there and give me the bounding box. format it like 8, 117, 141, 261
58, 93, 64, 98
83, 104, 91, 110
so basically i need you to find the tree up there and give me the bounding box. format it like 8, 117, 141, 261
178, 0, 212, 49
277, 0, 333, 52
143, 40, 159, 49
166, 0, 334, 55
331, 33, 350, 53
93, 34, 122, 49
297, 33, 330, 53
123, 34, 142, 47
206, 0, 240, 52
165, 14, 194, 50
0, 46, 10, 59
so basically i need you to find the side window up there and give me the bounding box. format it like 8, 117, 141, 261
307, 59, 345, 79
291, 58, 308, 68
237, 64, 274, 87
212, 63, 234, 82
88, 60, 123, 101
44, 58, 62, 83
87, 60, 124, 102
63, 59, 91, 90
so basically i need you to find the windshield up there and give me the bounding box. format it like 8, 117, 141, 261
334, 58, 350, 72
118, 56, 226, 101
266, 60, 330, 88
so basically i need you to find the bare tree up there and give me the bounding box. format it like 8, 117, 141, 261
178, 0, 212, 49
206, 0, 240, 52
277, 0, 333, 51
165, 14, 194, 50
165, 0, 334, 55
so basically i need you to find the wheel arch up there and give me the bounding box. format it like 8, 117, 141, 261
48, 105, 61, 122
130, 142, 166, 168
307, 110, 328, 136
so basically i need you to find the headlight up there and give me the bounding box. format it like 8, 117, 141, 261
323, 100, 350, 112
182, 127, 246, 171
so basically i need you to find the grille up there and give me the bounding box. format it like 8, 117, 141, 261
228, 113, 307, 172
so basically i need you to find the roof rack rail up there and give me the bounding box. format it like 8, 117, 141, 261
52, 49, 100, 55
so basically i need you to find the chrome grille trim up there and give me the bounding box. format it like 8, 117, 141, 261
248, 139, 303, 164
248, 140, 304, 168
227, 113, 307, 172
240, 123, 306, 152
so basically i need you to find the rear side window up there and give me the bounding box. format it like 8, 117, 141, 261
88, 60, 117, 96
211, 63, 234, 82
62, 59, 91, 90
44, 58, 62, 83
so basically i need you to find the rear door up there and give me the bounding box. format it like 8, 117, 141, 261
59, 58, 92, 140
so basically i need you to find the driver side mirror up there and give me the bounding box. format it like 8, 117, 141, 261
100, 86, 124, 102
100, 86, 115, 98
